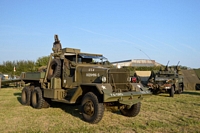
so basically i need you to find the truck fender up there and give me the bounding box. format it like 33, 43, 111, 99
69, 83, 113, 103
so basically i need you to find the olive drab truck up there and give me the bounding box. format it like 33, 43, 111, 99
20, 35, 151, 124
147, 61, 184, 97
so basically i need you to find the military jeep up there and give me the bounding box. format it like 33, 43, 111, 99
20, 35, 151, 124
147, 62, 184, 97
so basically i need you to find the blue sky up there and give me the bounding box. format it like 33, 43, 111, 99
0, 0, 200, 68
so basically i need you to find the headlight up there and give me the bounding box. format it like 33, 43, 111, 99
117, 64, 121, 69
101, 76, 106, 82
128, 77, 132, 82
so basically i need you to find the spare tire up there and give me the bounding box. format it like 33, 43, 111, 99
47, 59, 61, 80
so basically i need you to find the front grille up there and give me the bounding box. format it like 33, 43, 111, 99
157, 81, 166, 86
108, 68, 130, 92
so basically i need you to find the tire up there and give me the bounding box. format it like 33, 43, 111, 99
120, 102, 141, 117
81, 92, 104, 124
177, 85, 184, 94
21, 86, 31, 106
169, 86, 175, 97
47, 59, 61, 80
152, 88, 159, 95
177, 88, 182, 94
31, 87, 45, 109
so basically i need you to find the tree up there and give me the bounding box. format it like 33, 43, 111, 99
0, 60, 35, 76
35, 56, 50, 71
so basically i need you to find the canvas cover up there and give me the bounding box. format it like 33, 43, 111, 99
182, 70, 200, 90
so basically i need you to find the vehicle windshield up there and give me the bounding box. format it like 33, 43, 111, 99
79, 54, 109, 65
93, 57, 109, 65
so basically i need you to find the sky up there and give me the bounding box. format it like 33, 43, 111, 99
0, 0, 200, 68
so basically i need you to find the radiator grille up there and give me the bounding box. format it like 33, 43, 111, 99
108, 68, 130, 92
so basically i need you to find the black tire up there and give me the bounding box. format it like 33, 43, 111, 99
152, 88, 159, 95
120, 102, 141, 117
31, 87, 45, 109
177, 88, 182, 94
21, 86, 31, 106
169, 86, 175, 97
81, 92, 104, 124
47, 59, 61, 80
177, 85, 184, 94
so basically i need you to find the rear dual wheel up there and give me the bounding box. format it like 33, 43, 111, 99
21, 86, 50, 108
31, 87, 50, 109
21, 86, 32, 105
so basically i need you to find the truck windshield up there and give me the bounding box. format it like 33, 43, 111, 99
79, 54, 108, 64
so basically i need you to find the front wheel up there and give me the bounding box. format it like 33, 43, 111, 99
152, 88, 160, 95
120, 102, 141, 117
81, 92, 104, 124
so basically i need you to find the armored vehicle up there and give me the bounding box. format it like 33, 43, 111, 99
20, 35, 151, 124
147, 61, 184, 97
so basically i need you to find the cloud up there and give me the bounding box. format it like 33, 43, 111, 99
124, 32, 159, 50
76, 27, 148, 50
177, 42, 197, 53
75, 27, 115, 39
75, 27, 157, 59
144, 35, 182, 52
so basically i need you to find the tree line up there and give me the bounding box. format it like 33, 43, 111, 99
0, 56, 49, 76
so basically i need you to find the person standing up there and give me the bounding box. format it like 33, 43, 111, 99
52, 34, 62, 53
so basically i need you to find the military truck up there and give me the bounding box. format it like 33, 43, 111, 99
20, 35, 151, 124
147, 61, 184, 97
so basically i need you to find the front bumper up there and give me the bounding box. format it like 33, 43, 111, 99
102, 83, 152, 106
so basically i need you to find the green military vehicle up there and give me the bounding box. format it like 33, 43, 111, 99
147, 61, 184, 97
20, 35, 151, 124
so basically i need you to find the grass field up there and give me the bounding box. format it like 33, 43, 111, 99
0, 88, 200, 133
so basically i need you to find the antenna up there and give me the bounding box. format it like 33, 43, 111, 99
139, 49, 151, 60
139, 49, 155, 67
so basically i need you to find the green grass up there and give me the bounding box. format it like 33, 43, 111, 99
0, 88, 200, 133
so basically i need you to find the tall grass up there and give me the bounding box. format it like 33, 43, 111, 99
0, 88, 200, 133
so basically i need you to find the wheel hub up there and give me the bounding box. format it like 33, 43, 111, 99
84, 101, 94, 116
